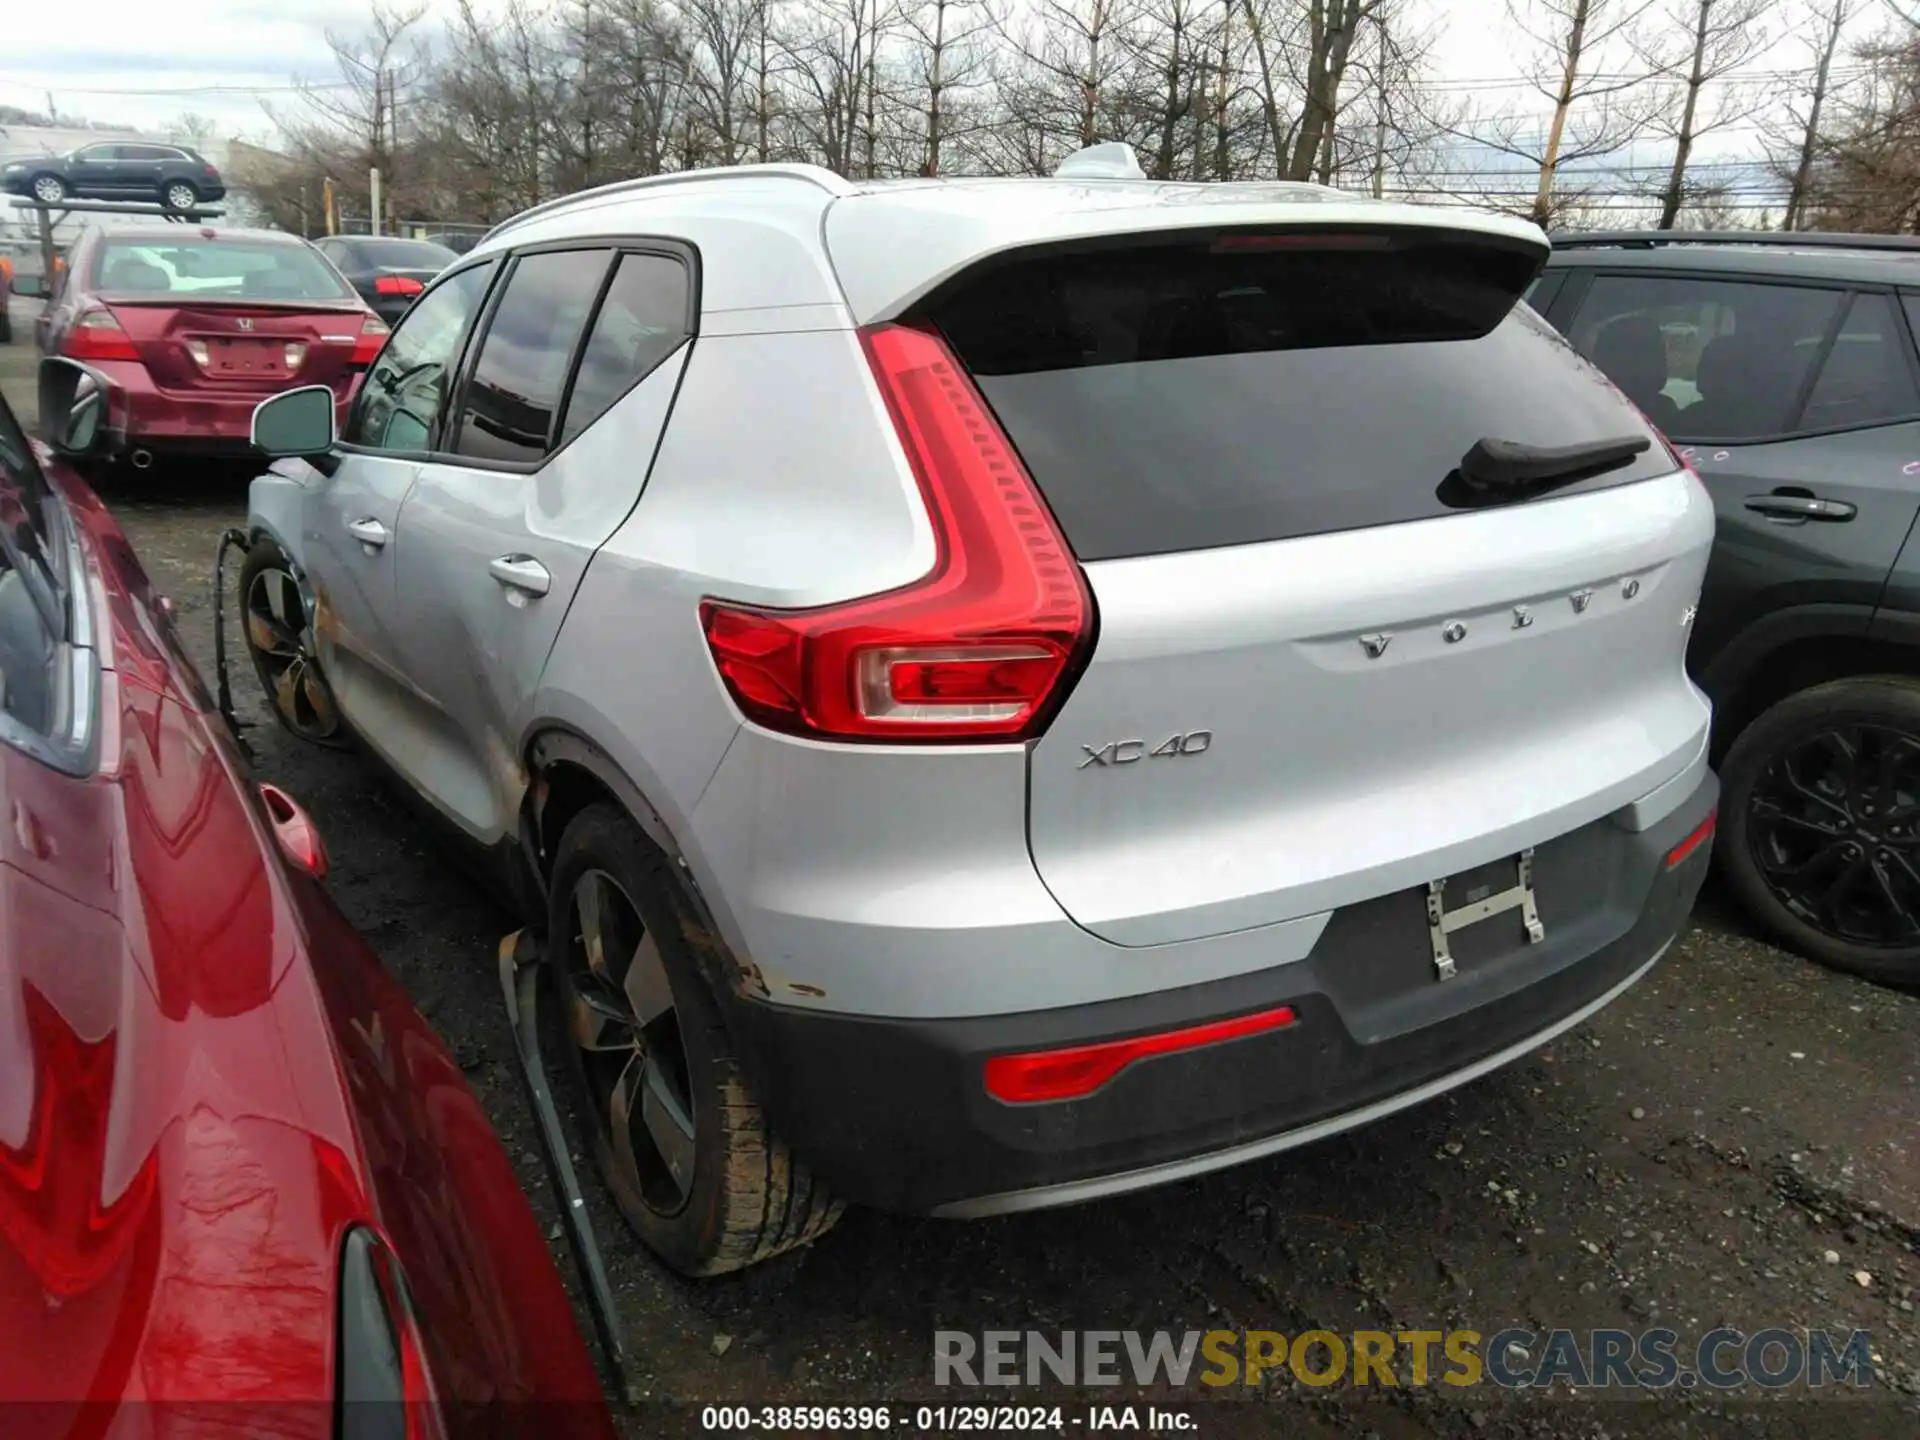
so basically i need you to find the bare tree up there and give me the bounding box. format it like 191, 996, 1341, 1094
1451, 0, 1660, 226
1282, 0, 1385, 181
897, 0, 995, 174
1640, 0, 1774, 228
997, 0, 1137, 167
282, 2, 427, 225
1770, 0, 1863, 228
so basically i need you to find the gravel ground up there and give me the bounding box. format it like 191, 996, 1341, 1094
6, 310, 1918, 1438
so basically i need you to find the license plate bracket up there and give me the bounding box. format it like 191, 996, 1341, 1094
1424, 848, 1544, 982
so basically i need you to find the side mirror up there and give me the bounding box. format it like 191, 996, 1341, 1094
10, 273, 48, 298
38, 357, 117, 458
252, 386, 337, 457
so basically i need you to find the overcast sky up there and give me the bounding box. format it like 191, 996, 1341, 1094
0, 0, 1868, 164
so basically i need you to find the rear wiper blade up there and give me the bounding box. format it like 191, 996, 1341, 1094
1458, 434, 1651, 494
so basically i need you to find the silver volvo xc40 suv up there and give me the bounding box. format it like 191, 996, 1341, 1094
242, 151, 1719, 1275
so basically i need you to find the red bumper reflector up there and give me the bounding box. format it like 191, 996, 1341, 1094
1666, 808, 1716, 870
984, 1006, 1298, 1105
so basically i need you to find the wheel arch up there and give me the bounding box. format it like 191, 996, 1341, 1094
1700, 604, 1918, 758
521, 726, 765, 999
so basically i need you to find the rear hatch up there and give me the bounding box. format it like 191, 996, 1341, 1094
913, 224, 1713, 947
106, 300, 368, 393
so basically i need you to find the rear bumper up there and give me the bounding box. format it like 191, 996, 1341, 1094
720, 770, 1716, 1216
98, 366, 351, 449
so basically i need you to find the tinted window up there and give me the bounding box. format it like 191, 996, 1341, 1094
343, 238, 458, 270
1799, 293, 1920, 432
1568, 274, 1845, 442
347, 262, 496, 453
558, 253, 689, 446
121, 145, 168, 161
454, 250, 611, 464
926, 235, 1666, 561
94, 238, 354, 301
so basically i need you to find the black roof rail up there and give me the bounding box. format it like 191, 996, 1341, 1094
1551, 229, 1920, 254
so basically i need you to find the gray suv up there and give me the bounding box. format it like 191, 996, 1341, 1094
1537, 232, 1920, 988
241, 153, 1719, 1274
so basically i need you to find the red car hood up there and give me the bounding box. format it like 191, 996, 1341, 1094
0, 518, 365, 1425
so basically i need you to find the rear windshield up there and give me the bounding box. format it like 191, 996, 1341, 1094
344, 238, 457, 269
93, 238, 355, 302
923, 232, 1672, 561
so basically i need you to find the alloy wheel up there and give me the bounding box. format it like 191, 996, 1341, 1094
557, 869, 697, 1215
1748, 722, 1920, 948
31, 175, 64, 204
165, 183, 198, 210
244, 566, 341, 742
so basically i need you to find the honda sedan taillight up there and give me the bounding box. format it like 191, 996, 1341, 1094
700, 323, 1093, 743
351, 315, 390, 366
64, 310, 140, 363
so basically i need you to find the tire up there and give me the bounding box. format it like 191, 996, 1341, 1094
161, 180, 199, 212
238, 538, 352, 749
546, 803, 843, 1275
29, 173, 66, 205
1718, 675, 1920, 988
0, 306, 11, 345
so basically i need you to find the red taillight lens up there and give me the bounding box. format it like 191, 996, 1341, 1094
64, 309, 140, 362
351, 315, 389, 366
1666, 808, 1716, 870
985, 1006, 1300, 1104
699, 323, 1093, 742
373, 275, 424, 296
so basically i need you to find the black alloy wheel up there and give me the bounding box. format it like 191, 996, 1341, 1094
1721, 677, 1920, 987
239, 541, 350, 748
554, 867, 699, 1216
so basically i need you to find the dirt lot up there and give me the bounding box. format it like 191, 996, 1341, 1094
7, 310, 1919, 1438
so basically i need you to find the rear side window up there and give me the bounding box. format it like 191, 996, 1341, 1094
1799, 292, 1920, 433
924, 234, 1668, 562
1568, 274, 1845, 442
557, 253, 690, 446
453, 249, 611, 465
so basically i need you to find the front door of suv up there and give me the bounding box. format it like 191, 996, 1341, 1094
1552, 272, 1920, 677
296, 259, 496, 764
390, 245, 694, 845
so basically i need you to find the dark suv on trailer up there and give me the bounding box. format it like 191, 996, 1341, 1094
1534, 232, 1920, 986
3, 142, 226, 212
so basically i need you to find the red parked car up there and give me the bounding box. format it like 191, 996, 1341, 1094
0, 375, 612, 1436
22, 225, 387, 467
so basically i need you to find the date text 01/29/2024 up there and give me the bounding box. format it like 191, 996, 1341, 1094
698, 1406, 1191, 1432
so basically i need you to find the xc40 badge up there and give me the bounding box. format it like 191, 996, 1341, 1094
1080, 732, 1213, 768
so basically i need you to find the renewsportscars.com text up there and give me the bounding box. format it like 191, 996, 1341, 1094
933, 1327, 1876, 1391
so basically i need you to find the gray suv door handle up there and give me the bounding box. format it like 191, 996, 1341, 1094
1744, 493, 1856, 522
489, 554, 552, 597
345, 516, 390, 548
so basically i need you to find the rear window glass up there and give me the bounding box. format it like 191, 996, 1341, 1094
924, 234, 1670, 562
1799, 292, 1920, 432
94, 239, 354, 302
344, 238, 458, 269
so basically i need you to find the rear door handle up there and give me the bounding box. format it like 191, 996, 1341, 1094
345, 516, 389, 548
488, 554, 551, 598
1743, 494, 1856, 522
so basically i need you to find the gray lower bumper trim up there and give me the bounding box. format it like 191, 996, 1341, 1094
932, 942, 1668, 1219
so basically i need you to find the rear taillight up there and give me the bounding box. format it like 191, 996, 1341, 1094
64, 309, 140, 363
1666, 808, 1716, 870
351, 315, 389, 366
985, 1006, 1300, 1104
700, 323, 1093, 742
373, 275, 425, 296
336, 1227, 442, 1440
